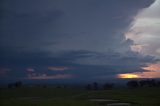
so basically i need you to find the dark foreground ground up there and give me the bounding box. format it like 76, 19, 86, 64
0, 87, 160, 106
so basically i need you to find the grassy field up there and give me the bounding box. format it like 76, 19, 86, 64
0, 87, 160, 106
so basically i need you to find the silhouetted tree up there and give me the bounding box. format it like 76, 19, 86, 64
14, 81, 22, 88
63, 85, 67, 88
127, 80, 139, 88
157, 81, 160, 86
139, 80, 147, 87
86, 84, 92, 90
8, 83, 14, 88
93, 82, 98, 90
57, 85, 61, 88
149, 79, 156, 87
139, 79, 157, 87
103, 83, 114, 90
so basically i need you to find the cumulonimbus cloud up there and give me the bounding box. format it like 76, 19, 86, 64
119, 0, 160, 78
125, 0, 160, 57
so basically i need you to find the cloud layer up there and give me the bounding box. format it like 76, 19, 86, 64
0, 0, 158, 83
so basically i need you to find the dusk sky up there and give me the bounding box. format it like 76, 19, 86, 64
0, 0, 160, 84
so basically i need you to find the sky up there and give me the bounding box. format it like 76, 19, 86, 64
0, 0, 160, 84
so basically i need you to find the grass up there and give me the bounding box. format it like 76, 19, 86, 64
78, 87, 160, 106
0, 87, 160, 106
0, 87, 84, 99
1, 99, 97, 106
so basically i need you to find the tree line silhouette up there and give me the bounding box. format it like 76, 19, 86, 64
7, 79, 160, 89
85, 79, 160, 90
8, 81, 23, 88
127, 79, 160, 88
85, 82, 114, 90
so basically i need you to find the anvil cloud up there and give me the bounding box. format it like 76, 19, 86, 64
0, 0, 158, 83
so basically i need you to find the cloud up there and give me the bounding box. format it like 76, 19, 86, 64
26, 68, 35, 72
27, 74, 74, 80
125, 0, 160, 57
142, 63, 160, 71
73, 50, 156, 67
117, 62, 160, 78
118, 0, 160, 79
0, 1, 64, 52
0, 0, 157, 82
0, 0, 153, 54
1, 9, 64, 23
0, 49, 158, 81
0, 68, 11, 76
117, 70, 160, 79
48, 66, 73, 71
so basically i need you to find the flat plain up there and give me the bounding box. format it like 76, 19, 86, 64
0, 87, 160, 106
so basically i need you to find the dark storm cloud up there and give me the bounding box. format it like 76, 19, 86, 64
0, 0, 156, 82
0, 50, 157, 82
0, 0, 154, 52
0, 0, 65, 52
1, 9, 64, 22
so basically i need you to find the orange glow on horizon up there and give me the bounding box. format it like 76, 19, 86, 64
118, 63, 160, 79
117, 73, 139, 78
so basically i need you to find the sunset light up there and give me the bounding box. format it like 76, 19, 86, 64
118, 63, 160, 79
142, 63, 160, 71
117, 73, 139, 78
